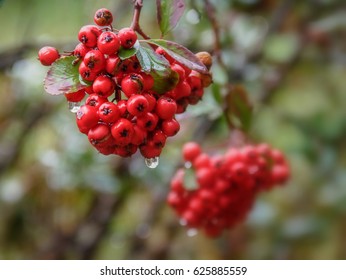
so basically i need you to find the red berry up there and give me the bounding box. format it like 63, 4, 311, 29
65, 89, 86, 102
76, 105, 99, 134
114, 144, 138, 157
171, 81, 191, 99
83, 49, 106, 72
151, 130, 167, 148
88, 124, 112, 148
118, 27, 138, 49
79, 61, 98, 82
155, 96, 177, 120
161, 118, 180, 136
143, 93, 157, 112
182, 142, 201, 162
92, 75, 115, 98
98, 102, 120, 123
97, 31, 120, 55
78, 25, 101, 48
131, 125, 147, 146
136, 112, 159, 131
117, 100, 128, 117
142, 73, 155, 91
126, 95, 149, 116
38, 46, 60, 66
171, 63, 186, 81
111, 118, 134, 146
121, 73, 144, 97
139, 142, 162, 158
94, 8, 113, 26
85, 94, 108, 109
73, 43, 90, 58
105, 55, 121, 75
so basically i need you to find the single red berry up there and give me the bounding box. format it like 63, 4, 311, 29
196, 168, 215, 189
111, 118, 134, 146
88, 124, 112, 148
76, 105, 99, 134
131, 125, 147, 146
143, 93, 157, 112
92, 75, 115, 98
161, 118, 180, 137
151, 130, 167, 148
176, 98, 188, 114
38, 46, 60, 66
127, 57, 141, 73
126, 95, 149, 116
171, 81, 191, 99
84, 85, 94, 94
136, 112, 159, 131
142, 73, 155, 91
117, 100, 128, 117
155, 47, 175, 63
121, 73, 144, 97
139, 142, 162, 158
83, 49, 106, 72
182, 142, 202, 162
65, 89, 86, 102
78, 25, 101, 48
155, 96, 177, 120
98, 102, 120, 123
97, 31, 120, 55
96, 144, 116, 156
105, 55, 121, 75
73, 43, 90, 58
79, 61, 98, 82
187, 73, 202, 90
114, 144, 138, 157
94, 8, 113, 26
193, 153, 211, 169
171, 63, 186, 81
85, 94, 108, 109
118, 27, 137, 49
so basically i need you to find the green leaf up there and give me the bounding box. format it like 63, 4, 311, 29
44, 56, 85, 95
156, 0, 186, 37
147, 39, 208, 74
118, 41, 140, 60
136, 42, 179, 93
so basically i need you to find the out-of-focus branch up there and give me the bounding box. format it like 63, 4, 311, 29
203, 0, 227, 71
38, 161, 134, 260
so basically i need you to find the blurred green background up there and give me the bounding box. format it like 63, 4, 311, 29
0, 0, 345, 260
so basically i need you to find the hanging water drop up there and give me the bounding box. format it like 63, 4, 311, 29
145, 157, 159, 169
68, 101, 81, 113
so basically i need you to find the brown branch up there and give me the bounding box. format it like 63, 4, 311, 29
130, 0, 150, 40
38, 161, 134, 260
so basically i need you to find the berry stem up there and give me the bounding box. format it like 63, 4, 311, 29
130, 0, 150, 40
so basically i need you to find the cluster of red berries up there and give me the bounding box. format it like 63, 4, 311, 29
38, 8, 211, 161
167, 142, 290, 237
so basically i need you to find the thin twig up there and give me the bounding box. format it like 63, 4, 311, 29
130, 0, 150, 40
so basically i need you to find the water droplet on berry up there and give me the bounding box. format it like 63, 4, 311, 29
187, 228, 198, 237
145, 157, 159, 169
68, 101, 81, 113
